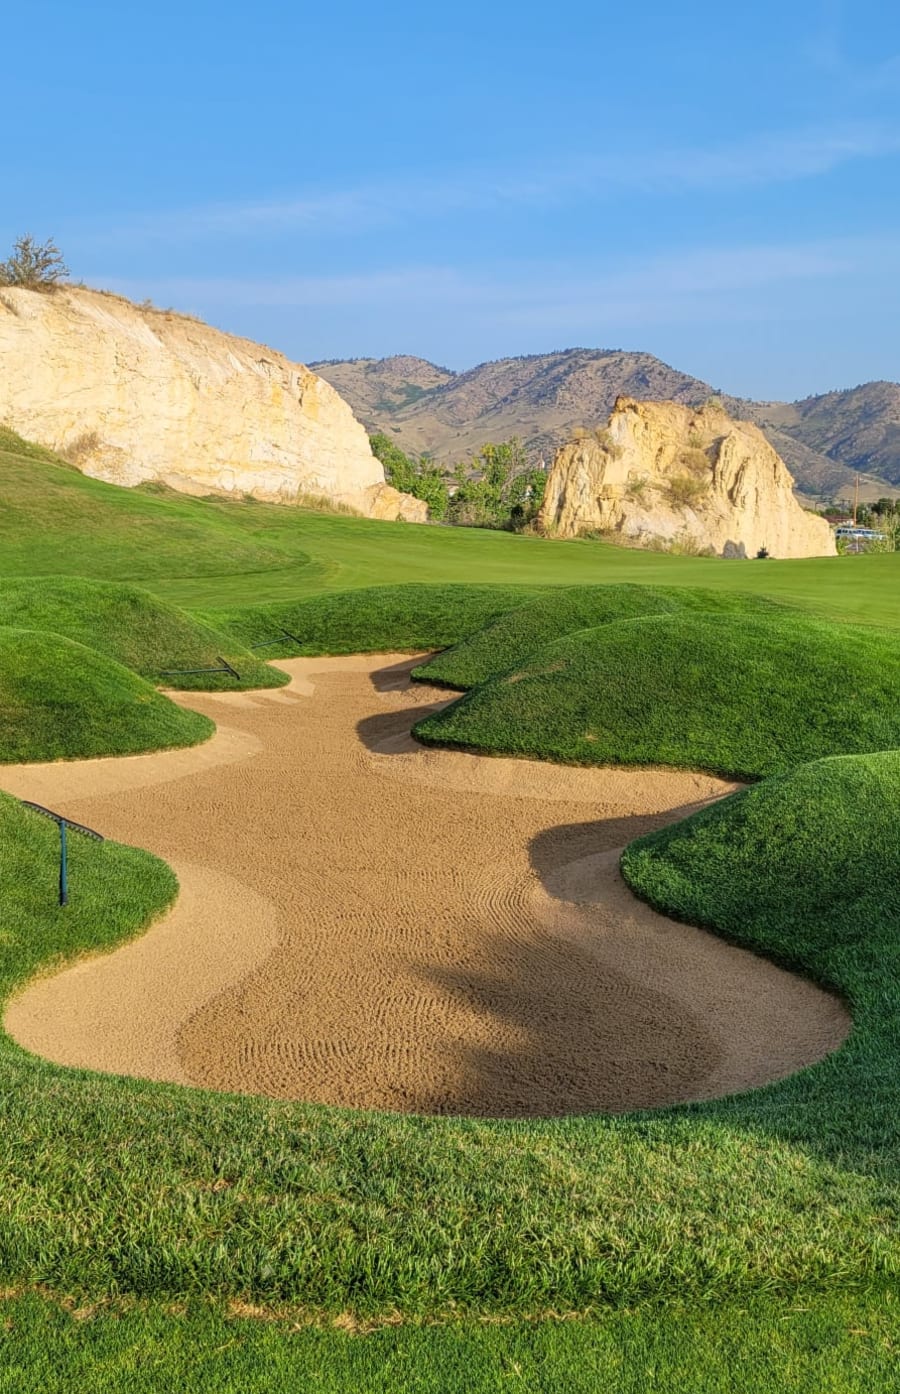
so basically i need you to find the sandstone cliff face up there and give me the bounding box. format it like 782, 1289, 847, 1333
0, 288, 427, 521
539, 397, 836, 559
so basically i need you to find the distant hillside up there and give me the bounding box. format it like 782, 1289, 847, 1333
311, 350, 900, 501
746, 383, 900, 487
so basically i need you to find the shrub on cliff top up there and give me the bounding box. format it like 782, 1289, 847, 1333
0, 235, 69, 291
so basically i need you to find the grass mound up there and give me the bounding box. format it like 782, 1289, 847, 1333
621, 751, 900, 975
414, 584, 785, 688
210, 583, 539, 658
415, 612, 900, 779
0, 577, 286, 691
0, 790, 177, 995
0, 427, 305, 586
0, 628, 214, 762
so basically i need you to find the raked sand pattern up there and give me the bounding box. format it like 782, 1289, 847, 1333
2, 657, 849, 1118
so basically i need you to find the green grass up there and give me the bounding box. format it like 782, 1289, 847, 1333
208, 583, 543, 658
0, 629, 213, 761
2, 427, 899, 1380
0, 788, 177, 995
2, 426, 900, 626
0, 577, 286, 691
0, 428, 305, 587
1, 1288, 896, 1392
413, 584, 788, 689
415, 612, 900, 779
621, 749, 900, 989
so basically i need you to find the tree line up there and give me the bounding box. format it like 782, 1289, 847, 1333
370, 433, 546, 530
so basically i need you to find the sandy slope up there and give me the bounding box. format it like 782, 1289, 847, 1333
2, 656, 849, 1118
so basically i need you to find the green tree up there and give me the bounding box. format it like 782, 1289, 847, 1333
0, 235, 69, 290
369, 434, 449, 520
448, 438, 545, 531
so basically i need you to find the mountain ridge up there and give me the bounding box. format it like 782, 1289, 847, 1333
311, 350, 900, 501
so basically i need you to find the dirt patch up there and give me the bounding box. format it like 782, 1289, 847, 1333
1, 655, 850, 1118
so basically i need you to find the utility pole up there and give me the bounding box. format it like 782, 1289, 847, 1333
853, 473, 860, 525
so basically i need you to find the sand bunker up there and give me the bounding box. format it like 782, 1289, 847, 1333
2, 655, 849, 1118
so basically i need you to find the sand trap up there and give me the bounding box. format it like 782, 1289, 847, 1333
2, 655, 850, 1118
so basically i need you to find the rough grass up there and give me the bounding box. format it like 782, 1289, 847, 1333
0, 577, 286, 691
209, 584, 540, 659
1, 1287, 896, 1392
0, 758, 898, 1319
621, 750, 900, 985
413, 584, 786, 689
0, 629, 213, 761
415, 612, 900, 779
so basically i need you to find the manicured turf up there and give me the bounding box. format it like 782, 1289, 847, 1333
0, 428, 304, 587
414, 584, 787, 688
208, 584, 542, 658
415, 612, 900, 779
2, 427, 900, 627
1, 1288, 896, 1393
622, 749, 900, 984
0, 629, 214, 762
0, 578, 286, 691
1, 427, 898, 1381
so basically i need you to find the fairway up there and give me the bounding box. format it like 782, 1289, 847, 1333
2, 429, 899, 626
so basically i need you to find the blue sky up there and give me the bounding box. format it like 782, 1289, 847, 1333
3, 0, 900, 398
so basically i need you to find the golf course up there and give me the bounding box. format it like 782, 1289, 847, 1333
1, 428, 899, 1390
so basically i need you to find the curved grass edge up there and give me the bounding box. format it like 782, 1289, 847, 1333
0, 627, 216, 763
0, 576, 288, 693
413, 612, 900, 781
0, 738, 895, 1317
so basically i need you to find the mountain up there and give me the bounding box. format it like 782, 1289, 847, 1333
745, 383, 900, 487
310, 351, 900, 502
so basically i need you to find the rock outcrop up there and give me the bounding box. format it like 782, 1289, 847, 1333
0, 287, 427, 520
538, 397, 836, 558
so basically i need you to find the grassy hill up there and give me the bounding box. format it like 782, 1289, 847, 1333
210, 583, 543, 658
0, 629, 213, 762
622, 749, 900, 1016
414, 584, 785, 689
414, 613, 900, 779
0, 577, 287, 691
2, 426, 899, 628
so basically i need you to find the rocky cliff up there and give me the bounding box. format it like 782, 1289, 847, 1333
0, 287, 426, 520
538, 397, 836, 559
313, 350, 900, 501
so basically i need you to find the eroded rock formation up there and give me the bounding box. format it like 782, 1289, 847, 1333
0, 287, 427, 520
538, 397, 836, 558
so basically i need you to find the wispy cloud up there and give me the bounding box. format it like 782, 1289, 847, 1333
806, 1, 900, 91
82, 122, 900, 246
105, 233, 900, 332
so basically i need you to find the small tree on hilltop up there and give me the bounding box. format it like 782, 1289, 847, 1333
0, 235, 69, 291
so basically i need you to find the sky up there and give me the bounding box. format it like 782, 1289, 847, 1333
3, 0, 900, 399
